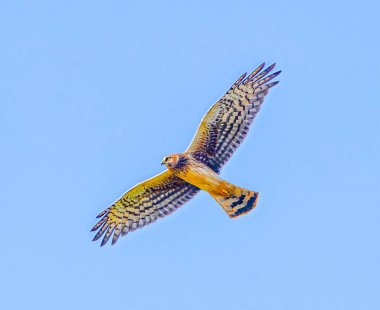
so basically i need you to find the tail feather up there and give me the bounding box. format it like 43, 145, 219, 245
211, 186, 259, 218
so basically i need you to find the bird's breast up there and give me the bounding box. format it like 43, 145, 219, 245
174, 159, 225, 194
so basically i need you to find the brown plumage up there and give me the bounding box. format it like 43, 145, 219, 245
92, 63, 280, 246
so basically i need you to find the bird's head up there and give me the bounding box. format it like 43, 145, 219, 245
161, 154, 185, 169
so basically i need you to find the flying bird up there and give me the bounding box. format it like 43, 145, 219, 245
91, 63, 280, 246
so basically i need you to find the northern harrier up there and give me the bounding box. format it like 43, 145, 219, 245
92, 63, 280, 246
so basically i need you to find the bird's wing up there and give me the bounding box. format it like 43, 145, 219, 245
91, 170, 199, 246
186, 63, 280, 172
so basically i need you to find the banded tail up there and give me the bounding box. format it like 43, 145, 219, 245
210, 186, 259, 218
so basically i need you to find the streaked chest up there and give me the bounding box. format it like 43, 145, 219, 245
174, 159, 223, 193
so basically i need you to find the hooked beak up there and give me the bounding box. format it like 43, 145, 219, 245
161, 160, 165, 165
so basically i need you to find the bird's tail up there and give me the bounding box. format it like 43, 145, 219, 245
210, 185, 259, 218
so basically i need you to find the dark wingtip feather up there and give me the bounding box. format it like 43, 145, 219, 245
100, 235, 110, 247
90, 217, 106, 232
257, 70, 282, 86
267, 81, 280, 88
92, 222, 109, 242
111, 236, 119, 246
247, 62, 265, 81
92, 232, 103, 242
257, 62, 266, 71
229, 72, 247, 90
255, 62, 266, 73
111, 223, 123, 245
249, 63, 278, 84
96, 208, 110, 218
266, 63, 276, 73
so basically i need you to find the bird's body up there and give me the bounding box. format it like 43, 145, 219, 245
172, 154, 226, 195
92, 63, 280, 246
166, 153, 259, 218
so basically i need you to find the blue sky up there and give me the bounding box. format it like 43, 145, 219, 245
1, 1, 379, 309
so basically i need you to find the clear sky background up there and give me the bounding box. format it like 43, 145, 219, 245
1, 1, 379, 309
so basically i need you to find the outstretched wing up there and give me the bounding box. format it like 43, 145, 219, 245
91, 170, 199, 246
187, 63, 280, 173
